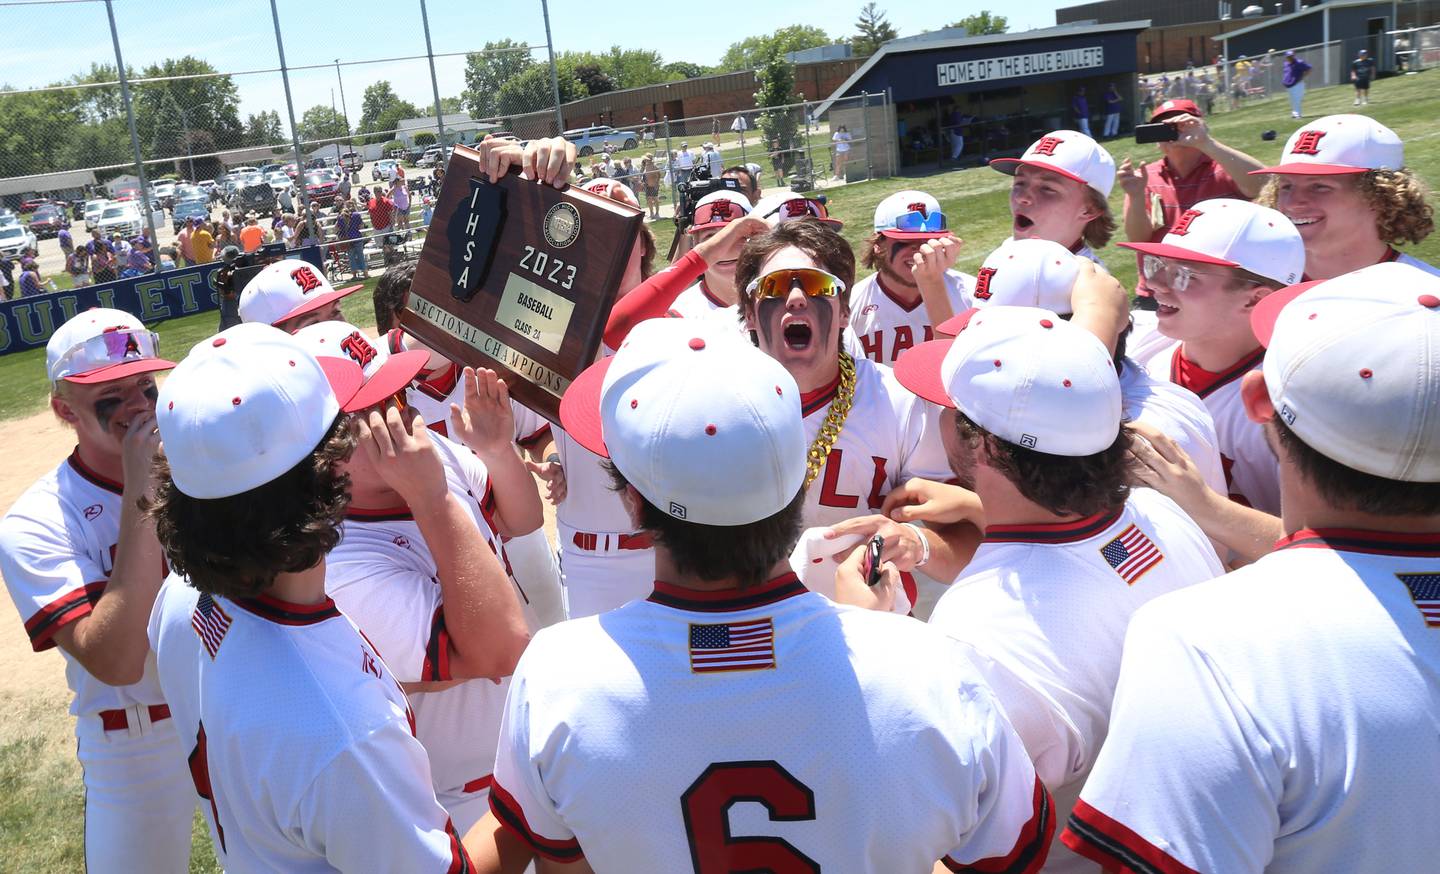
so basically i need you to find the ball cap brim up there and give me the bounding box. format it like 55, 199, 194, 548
62, 357, 177, 385
274, 283, 363, 326
558, 355, 617, 458
342, 349, 429, 413
1250, 279, 1328, 347
893, 338, 956, 409
1116, 240, 1240, 267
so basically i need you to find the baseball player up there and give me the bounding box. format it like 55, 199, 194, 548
1064, 262, 1440, 873
990, 129, 1116, 267
0, 309, 196, 870
846, 189, 976, 365
298, 321, 535, 833
964, 237, 1227, 498
463, 317, 1054, 872
735, 221, 969, 608
237, 257, 362, 333
664, 190, 754, 326
893, 306, 1224, 872
146, 323, 471, 871
1123, 198, 1305, 515
1253, 114, 1439, 280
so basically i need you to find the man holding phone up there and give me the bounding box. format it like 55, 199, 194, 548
1118, 98, 1266, 306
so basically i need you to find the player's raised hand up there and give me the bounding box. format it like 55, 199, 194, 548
121, 409, 162, 501
356, 403, 447, 508
909, 235, 962, 284
524, 457, 567, 504
833, 541, 897, 613
1069, 259, 1129, 356
823, 514, 925, 572
1126, 420, 1211, 510
880, 478, 985, 528
522, 137, 578, 189
692, 215, 770, 266
449, 367, 515, 459
1116, 157, 1148, 197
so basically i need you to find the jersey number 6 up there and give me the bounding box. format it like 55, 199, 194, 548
681, 760, 819, 874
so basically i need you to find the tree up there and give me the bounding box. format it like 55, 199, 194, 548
573, 63, 615, 96
244, 110, 284, 146
850, 3, 899, 57
462, 39, 536, 119
948, 11, 1008, 35
718, 25, 832, 72
601, 47, 668, 89
132, 57, 243, 156
663, 61, 708, 80
753, 48, 801, 177
297, 105, 349, 143
414, 131, 437, 147
420, 96, 464, 117
496, 64, 584, 117
359, 81, 415, 136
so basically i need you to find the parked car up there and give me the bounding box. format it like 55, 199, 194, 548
28, 205, 68, 239
282, 163, 299, 179
197, 179, 217, 193
0, 211, 20, 228
0, 224, 37, 257
561, 125, 639, 156
372, 159, 399, 182
18, 197, 51, 213
70, 198, 87, 220
416, 147, 444, 168
265, 172, 293, 194
97, 202, 143, 239
231, 181, 277, 215
302, 171, 340, 207
172, 197, 210, 232
259, 163, 283, 175
84, 198, 109, 230
340, 151, 363, 174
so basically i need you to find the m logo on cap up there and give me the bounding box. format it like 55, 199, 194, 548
907, 201, 928, 217
1170, 209, 1204, 235
291, 266, 322, 293
1291, 130, 1327, 156
1032, 136, 1064, 157
339, 331, 377, 368
973, 267, 997, 300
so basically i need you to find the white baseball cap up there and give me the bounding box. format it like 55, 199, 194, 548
292, 321, 429, 413
688, 190, 752, 234
582, 177, 640, 208
965, 239, 1080, 314
872, 190, 949, 241
46, 308, 176, 385
1118, 198, 1305, 286
157, 323, 365, 499
990, 130, 1116, 198
1252, 114, 1404, 175
895, 306, 1121, 456
753, 193, 844, 230
559, 318, 806, 526
1251, 262, 1440, 481
238, 258, 362, 328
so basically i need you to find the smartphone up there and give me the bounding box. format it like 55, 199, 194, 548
864, 535, 884, 587
1134, 122, 1180, 144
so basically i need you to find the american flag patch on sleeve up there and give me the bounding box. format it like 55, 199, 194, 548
191, 592, 233, 660
689, 618, 775, 673
1397, 573, 1440, 627
1100, 524, 1164, 585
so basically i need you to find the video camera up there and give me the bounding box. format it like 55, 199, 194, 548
674, 166, 743, 229
213, 242, 290, 301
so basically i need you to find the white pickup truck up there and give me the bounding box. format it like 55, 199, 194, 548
561, 125, 639, 156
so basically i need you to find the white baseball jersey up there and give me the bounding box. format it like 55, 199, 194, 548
846, 269, 975, 365
0, 451, 169, 717
665, 280, 745, 332
387, 331, 551, 449
554, 426, 657, 618
326, 434, 522, 827
1303, 247, 1440, 281
1007, 237, 1106, 271
489, 573, 1055, 871
1119, 357, 1227, 495
1065, 528, 1440, 874
1129, 327, 1279, 513
929, 488, 1223, 874
1, 450, 197, 871
148, 576, 470, 873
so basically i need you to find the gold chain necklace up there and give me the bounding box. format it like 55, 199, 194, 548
804, 351, 857, 487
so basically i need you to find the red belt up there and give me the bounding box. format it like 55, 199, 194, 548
571, 531, 652, 552
99, 704, 171, 732
462, 774, 494, 795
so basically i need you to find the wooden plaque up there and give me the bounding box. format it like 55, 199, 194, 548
402, 144, 643, 423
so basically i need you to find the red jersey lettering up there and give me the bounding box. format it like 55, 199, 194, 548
816, 448, 859, 509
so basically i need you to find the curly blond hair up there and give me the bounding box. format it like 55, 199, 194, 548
1257, 169, 1434, 245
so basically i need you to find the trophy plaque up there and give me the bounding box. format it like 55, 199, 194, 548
401, 144, 644, 423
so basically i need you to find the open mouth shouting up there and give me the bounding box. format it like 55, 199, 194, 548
782, 316, 814, 351
1013, 213, 1036, 235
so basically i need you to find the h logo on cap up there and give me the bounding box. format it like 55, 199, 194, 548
1032, 136, 1064, 157
1290, 130, 1327, 156
711, 201, 733, 219
291, 266, 322, 293
784, 200, 810, 218
973, 267, 997, 300
907, 201, 928, 217
1170, 209, 1204, 235
339, 331, 377, 368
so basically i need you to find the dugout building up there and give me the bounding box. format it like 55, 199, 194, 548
816, 21, 1150, 174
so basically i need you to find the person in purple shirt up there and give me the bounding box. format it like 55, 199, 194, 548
57, 226, 73, 258
1072, 86, 1092, 136
17, 258, 45, 297
1283, 51, 1312, 118
1102, 83, 1123, 139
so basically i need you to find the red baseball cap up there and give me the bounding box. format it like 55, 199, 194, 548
1150, 99, 1201, 122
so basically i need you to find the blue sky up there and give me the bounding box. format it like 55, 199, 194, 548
0, 0, 1071, 124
